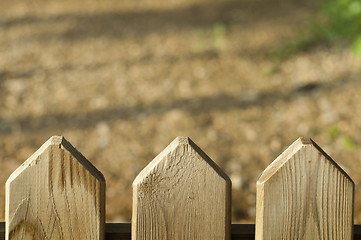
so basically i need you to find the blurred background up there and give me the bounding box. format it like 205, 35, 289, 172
1, 0, 361, 223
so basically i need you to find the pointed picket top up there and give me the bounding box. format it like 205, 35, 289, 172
132, 136, 231, 240
6, 136, 105, 240
256, 137, 354, 240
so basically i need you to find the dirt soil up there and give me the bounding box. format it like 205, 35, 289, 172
1, 0, 361, 223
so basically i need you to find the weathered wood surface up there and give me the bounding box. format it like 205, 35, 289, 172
5, 136, 105, 240
256, 137, 354, 240
132, 136, 231, 239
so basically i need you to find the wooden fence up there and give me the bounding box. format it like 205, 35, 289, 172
1, 136, 358, 239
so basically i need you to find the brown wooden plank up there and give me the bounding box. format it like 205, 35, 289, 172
132, 136, 231, 239
256, 137, 354, 239
5, 136, 105, 239
2, 223, 361, 239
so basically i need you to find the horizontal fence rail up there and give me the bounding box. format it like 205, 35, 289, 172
2, 136, 357, 239
2, 223, 361, 240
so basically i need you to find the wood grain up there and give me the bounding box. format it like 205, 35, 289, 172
5, 136, 105, 240
132, 136, 231, 240
256, 137, 354, 240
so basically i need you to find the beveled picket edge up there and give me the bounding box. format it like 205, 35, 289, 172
133, 136, 232, 239
6, 136, 106, 239
1, 223, 361, 239
256, 137, 354, 239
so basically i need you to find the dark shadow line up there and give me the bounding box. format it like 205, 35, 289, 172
0, 46, 271, 84
1, 0, 311, 42
0, 50, 227, 82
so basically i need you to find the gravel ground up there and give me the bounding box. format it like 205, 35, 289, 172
1, 0, 361, 223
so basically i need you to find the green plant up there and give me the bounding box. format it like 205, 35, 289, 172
212, 22, 226, 51
352, 35, 361, 55
270, 0, 361, 61
328, 125, 341, 138
319, 0, 361, 43
194, 22, 227, 53
328, 125, 357, 151
342, 136, 357, 150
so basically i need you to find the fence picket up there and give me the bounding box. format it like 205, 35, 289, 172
256, 137, 354, 239
5, 136, 105, 240
132, 136, 231, 240
3, 136, 357, 239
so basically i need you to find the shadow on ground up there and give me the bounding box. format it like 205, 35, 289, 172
0, 75, 358, 135
1, 0, 310, 42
